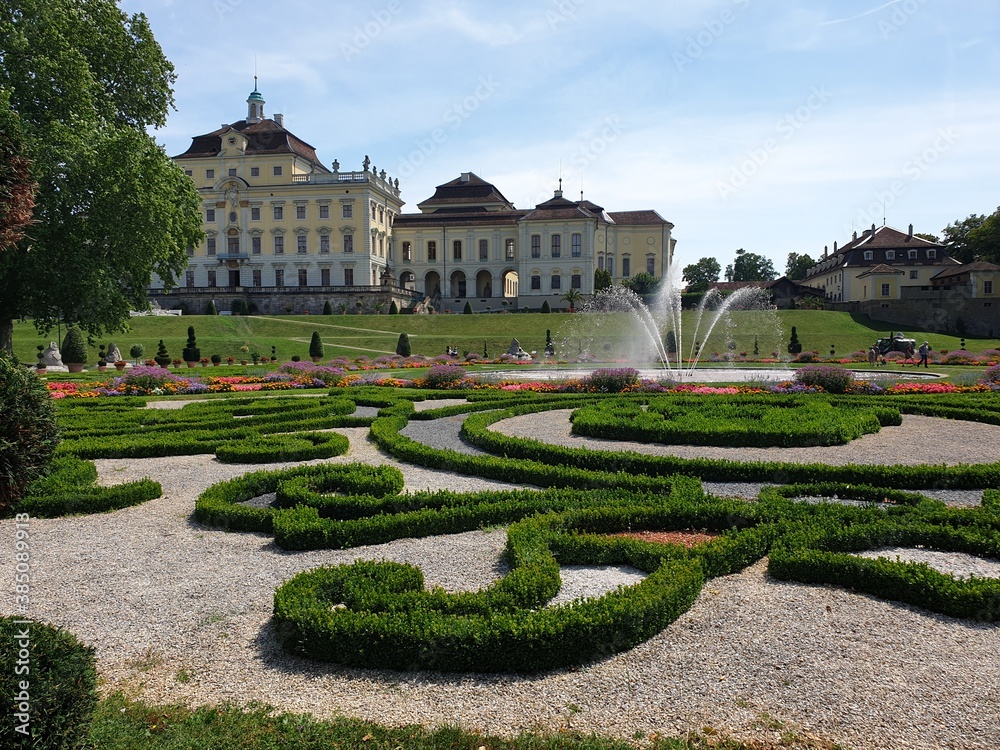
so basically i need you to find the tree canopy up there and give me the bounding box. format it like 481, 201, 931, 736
941, 213, 988, 264
785, 252, 815, 281
968, 208, 1000, 264
726, 248, 776, 282
682, 257, 721, 292
623, 272, 659, 297
0, 0, 203, 353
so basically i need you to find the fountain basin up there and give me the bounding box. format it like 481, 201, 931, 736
480, 366, 942, 383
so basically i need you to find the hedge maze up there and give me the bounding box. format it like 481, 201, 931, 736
18, 388, 1000, 672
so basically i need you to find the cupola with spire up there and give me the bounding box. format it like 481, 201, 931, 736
246, 77, 265, 124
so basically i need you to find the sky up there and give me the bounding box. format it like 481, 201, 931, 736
126, 0, 1000, 275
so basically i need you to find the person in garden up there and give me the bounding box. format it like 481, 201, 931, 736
918, 341, 930, 368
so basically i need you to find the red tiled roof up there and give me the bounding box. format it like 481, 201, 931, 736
416, 173, 515, 211
931, 261, 1000, 280
857, 263, 905, 277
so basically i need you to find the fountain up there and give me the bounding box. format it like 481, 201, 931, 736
571, 262, 779, 379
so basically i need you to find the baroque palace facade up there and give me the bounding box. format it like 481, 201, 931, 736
151, 86, 674, 313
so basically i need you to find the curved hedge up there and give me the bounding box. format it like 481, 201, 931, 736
769, 520, 1000, 621
13, 456, 162, 518
571, 395, 900, 448
273, 497, 769, 672
214, 431, 349, 463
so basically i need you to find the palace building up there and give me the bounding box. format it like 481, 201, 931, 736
393, 173, 675, 312
150, 83, 409, 314
152, 85, 674, 314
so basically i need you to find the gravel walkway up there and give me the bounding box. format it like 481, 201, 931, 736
2, 407, 1000, 749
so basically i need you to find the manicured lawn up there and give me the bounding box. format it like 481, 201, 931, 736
12, 310, 1000, 366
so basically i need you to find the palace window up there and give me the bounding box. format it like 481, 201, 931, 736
531, 234, 541, 258
319, 204, 329, 219
227, 237, 239, 256
275, 269, 284, 287
908, 250, 917, 259
274, 236, 284, 255
344, 268, 354, 286
343, 234, 354, 253
530, 274, 541, 290
571, 273, 581, 289
320, 235, 330, 254
228, 168, 237, 177
910, 270, 918, 279
571, 234, 581, 257
453, 240, 462, 261
622, 257, 630, 277
296, 205, 306, 220
886, 250, 895, 261
402, 241, 412, 262
479, 239, 488, 261
297, 235, 307, 254
647, 256, 656, 275
273, 166, 282, 176
206, 208, 215, 222
207, 270, 216, 287
551, 274, 561, 290
250, 167, 259, 177
273, 205, 283, 220
321, 268, 330, 286
986, 281, 994, 294
298, 269, 308, 287
206, 169, 214, 179
251, 206, 261, 221
206, 237, 216, 256
505, 239, 515, 260
252, 270, 261, 287
551, 235, 561, 258
343, 203, 353, 219
927, 249, 937, 259
185, 270, 194, 288
864, 251, 873, 261
427, 241, 437, 261
881, 283, 890, 296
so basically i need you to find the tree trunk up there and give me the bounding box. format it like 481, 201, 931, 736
0, 318, 13, 356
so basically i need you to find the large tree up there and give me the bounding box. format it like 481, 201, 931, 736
785, 252, 815, 281
968, 208, 1000, 264
681, 257, 721, 292
0, 92, 34, 255
726, 248, 776, 282
0, 0, 203, 353
941, 213, 988, 263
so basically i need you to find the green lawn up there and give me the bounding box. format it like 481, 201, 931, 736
11, 309, 998, 365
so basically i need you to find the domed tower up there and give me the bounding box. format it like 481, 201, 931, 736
246, 77, 265, 124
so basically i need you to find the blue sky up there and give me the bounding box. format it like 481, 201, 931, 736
127, 0, 1000, 275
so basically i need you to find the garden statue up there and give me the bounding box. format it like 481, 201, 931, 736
40, 341, 63, 367
106, 343, 122, 363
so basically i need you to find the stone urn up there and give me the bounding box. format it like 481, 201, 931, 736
114, 362, 127, 372
67, 363, 85, 373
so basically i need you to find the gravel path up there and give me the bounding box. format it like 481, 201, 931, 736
3, 407, 1000, 749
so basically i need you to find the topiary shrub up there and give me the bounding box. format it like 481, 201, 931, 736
794, 364, 853, 394
0, 353, 59, 509
0, 617, 98, 748
396, 332, 411, 357
787, 326, 803, 355
541, 300, 551, 313
322, 300, 333, 315
153, 339, 171, 368
205, 299, 218, 315
128, 344, 144, 364
463, 301, 473, 314
60, 327, 87, 366
389, 300, 399, 315
181, 326, 200, 363
309, 331, 324, 361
